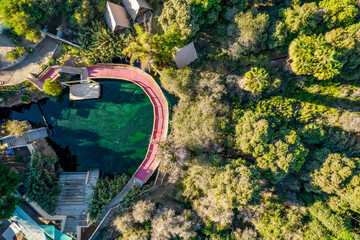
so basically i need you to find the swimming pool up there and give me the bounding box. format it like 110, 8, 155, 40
10, 80, 154, 175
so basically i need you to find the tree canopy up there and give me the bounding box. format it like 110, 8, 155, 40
0, 163, 21, 220
43, 79, 62, 96
289, 34, 343, 80
243, 67, 270, 93
2, 120, 29, 137
24, 153, 62, 211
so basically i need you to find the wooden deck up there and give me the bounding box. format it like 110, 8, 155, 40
0, 127, 48, 149
69, 82, 100, 101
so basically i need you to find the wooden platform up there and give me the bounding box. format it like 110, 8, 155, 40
0, 127, 48, 149
69, 82, 100, 101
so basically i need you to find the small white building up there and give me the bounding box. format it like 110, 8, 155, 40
174, 42, 198, 69
104, 1, 131, 32
122, 0, 153, 23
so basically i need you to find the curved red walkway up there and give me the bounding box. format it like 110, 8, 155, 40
37, 64, 169, 184
87, 64, 169, 183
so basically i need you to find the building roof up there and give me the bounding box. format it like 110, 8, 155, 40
107, 2, 131, 30
122, 0, 152, 21
40, 225, 73, 240
174, 42, 198, 69
9, 205, 47, 240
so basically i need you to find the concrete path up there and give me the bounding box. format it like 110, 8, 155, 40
0, 37, 58, 85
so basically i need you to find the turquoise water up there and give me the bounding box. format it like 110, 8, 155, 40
11, 81, 154, 175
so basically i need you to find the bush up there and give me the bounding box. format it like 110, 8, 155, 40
2, 120, 29, 137
21, 95, 31, 103
88, 174, 130, 221
6, 47, 27, 61
4, 29, 21, 44
43, 79, 62, 96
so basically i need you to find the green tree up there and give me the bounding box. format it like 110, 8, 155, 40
123, 25, 179, 71
234, 11, 269, 53
2, 120, 29, 137
190, 0, 222, 25
243, 67, 270, 93
254, 198, 305, 240
0, 162, 21, 220
325, 23, 360, 80
25, 153, 62, 211
160, 67, 194, 101
151, 208, 197, 239
132, 200, 155, 223
211, 162, 260, 210
308, 201, 356, 238
235, 110, 308, 179
0, 0, 55, 41
171, 99, 227, 152
182, 161, 260, 227
88, 174, 130, 221
311, 153, 358, 194
76, 22, 127, 65
289, 34, 343, 80
43, 79, 62, 96
301, 123, 325, 144
341, 174, 360, 213
319, 0, 358, 28
283, 2, 324, 36
159, 0, 198, 41
71, 0, 96, 27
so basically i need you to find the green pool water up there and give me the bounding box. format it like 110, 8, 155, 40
11, 80, 154, 175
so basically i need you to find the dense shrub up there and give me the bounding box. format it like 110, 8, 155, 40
25, 153, 62, 211
43, 79, 62, 96
88, 174, 130, 221
2, 120, 29, 137
0, 162, 21, 220
6, 47, 27, 61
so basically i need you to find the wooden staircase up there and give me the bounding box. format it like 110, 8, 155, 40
54, 169, 99, 236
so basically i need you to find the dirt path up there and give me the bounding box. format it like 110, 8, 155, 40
0, 37, 58, 85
